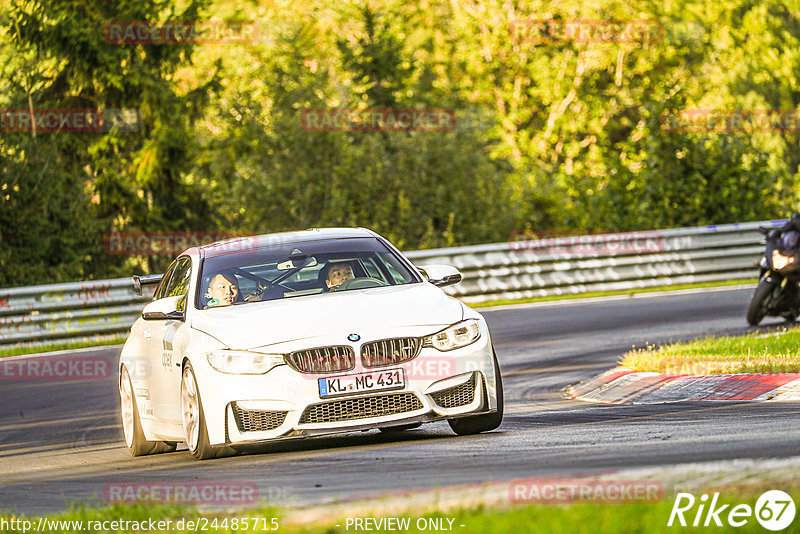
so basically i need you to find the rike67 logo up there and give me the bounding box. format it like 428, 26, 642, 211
668, 490, 796, 531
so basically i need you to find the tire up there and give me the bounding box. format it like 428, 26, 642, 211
448, 349, 504, 436
379, 423, 422, 433
181, 362, 237, 460
747, 279, 778, 326
120, 366, 177, 456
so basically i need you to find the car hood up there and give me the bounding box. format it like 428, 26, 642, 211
190, 283, 464, 350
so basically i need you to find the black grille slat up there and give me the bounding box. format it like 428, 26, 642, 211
286, 346, 355, 374
361, 337, 421, 368
231, 405, 287, 432
430, 374, 478, 408
299, 392, 423, 424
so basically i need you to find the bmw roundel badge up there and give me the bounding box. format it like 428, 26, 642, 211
347, 333, 360, 342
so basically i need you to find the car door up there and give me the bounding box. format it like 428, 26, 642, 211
134, 260, 177, 421
146, 257, 192, 425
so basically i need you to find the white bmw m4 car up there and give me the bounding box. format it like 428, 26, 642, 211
119, 228, 503, 460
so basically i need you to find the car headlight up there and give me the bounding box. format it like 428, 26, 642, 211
423, 319, 481, 351
772, 250, 796, 271
206, 350, 285, 374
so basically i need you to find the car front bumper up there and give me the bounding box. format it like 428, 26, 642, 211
193, 326, 499, 446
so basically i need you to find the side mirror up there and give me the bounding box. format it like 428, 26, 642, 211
142, 295, 185, 321
132, 274, 164, 296
417, 264, 463, 288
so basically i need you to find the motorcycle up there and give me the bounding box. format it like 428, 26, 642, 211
746, 227, 800, 325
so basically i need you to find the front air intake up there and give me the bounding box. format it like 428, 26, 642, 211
231, 404, 287, 432
299, 392, 424, 424
430, 374, 479, 408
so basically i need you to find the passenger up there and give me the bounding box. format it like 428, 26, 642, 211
205, 273, 241, 307
323, 262, 355, 290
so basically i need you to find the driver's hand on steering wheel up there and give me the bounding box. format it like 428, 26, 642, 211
245, 281, 269, 301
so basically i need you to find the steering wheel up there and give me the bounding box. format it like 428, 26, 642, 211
333, 277, 388, 291
245, 279, 293, 302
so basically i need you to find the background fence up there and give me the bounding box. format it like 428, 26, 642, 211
0, 219, 782, 349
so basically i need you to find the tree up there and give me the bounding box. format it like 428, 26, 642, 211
1, 0, 224, 282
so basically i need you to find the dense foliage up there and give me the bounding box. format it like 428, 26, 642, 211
1, 0, 798, 286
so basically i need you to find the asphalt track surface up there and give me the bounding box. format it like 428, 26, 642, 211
1, 286, 799, 515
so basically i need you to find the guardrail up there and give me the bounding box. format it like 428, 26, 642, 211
405, 220, 782, 303
0, 280, 156, 349
0, 220, 782, 349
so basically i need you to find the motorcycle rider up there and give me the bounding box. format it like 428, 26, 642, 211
767, 212, 800, 254
772, 212, 800, 238
749, 212, 800, 325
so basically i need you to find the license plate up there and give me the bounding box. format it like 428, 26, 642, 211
318, 368, 405, 398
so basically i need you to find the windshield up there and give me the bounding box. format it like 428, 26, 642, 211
196, 237, 420, 309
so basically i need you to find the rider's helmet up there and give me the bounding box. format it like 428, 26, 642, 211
781, 230, 800, 251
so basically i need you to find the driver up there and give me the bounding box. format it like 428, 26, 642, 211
205, 272, 241, 307
324, 261, 355, 290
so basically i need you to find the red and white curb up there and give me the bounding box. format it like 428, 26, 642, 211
568, 368, 800, 404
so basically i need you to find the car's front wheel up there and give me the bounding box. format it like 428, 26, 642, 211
120, 366, 176, 456
448, 350, 504, 436
181, 362, 236, 460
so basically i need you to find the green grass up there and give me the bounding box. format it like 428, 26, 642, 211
620, 327, 800, 374
467, 278, 755, 309
0, 336, 125, 358
2, 487, 798, 533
